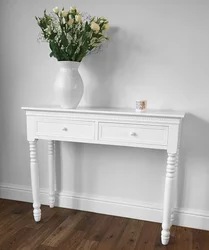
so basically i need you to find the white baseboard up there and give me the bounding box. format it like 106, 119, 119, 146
0, 182, 209, 231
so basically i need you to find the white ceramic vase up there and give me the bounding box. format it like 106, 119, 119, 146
54, 61, 84, 109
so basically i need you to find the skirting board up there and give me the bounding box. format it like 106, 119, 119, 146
0, 182, 209, 231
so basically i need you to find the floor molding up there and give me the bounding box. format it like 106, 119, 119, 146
0, 182, 208, 231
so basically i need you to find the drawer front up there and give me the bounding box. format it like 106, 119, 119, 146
99, 122, 168, 146
37, 120, 95, 140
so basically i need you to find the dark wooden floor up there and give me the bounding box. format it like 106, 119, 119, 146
0, 199, 208, 250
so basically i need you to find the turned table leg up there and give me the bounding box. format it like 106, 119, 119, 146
29, 140, 41, 222
48, 140, 55, 208
170, 150, 179, 227
161, 152, 177, 245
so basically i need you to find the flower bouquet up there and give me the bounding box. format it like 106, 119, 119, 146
35, 6, 109, 62
35, 6, 109, 109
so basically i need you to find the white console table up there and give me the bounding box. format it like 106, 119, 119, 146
22, 106, 185, 245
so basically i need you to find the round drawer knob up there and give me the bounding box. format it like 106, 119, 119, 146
62, 127, 68, 131
130, 132, 136, 136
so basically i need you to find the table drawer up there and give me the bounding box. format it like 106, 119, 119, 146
98, 122, 168, 146
37, 120, 95, 140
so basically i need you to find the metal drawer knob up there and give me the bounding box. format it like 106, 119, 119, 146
62, 127, 68, 131
130, 132, 136, 136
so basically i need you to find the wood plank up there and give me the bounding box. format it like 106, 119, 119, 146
42, 210, 86, 247
58, 212, 112, 249
85, 213, 113, 242
174, 227, 193, 250
0, 200, 31, 229
191, 228, 209, 250
0, 202, 33, 244
135, 221, 160, 250
75, 212, 100, 232
35, 246, 56, 250
115, 219, 144, 250
0, 199, 209, 250
56, 229, 86, 249
76, 239, 99, 250
0, 227, 34, 250
0, 199, 18, 215
96, 216, 129, 250
16, 213, 67, 250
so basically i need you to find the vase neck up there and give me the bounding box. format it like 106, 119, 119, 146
59, 61, 80, 70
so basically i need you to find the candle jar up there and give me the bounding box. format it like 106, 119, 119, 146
136, 100, 147, 112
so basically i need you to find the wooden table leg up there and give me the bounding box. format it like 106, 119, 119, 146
161, 152, 177, 245
48, 140, 55, 208
29, 140, 41, 222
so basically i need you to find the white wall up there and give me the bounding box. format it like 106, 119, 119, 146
0, 0, 209, 229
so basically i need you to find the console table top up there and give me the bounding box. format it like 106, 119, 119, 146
22, 106, 185, 119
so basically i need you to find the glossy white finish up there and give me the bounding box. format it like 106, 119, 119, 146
23, 107, 185, 245
29, 140, 41, 222
54, 61, 84, 109
170, 149, 179, 226
36, 119, 95, 140
48, 140, 55, 208
22, 106, 185, 119
161, 153, 177, 245
98, 122, 168, 146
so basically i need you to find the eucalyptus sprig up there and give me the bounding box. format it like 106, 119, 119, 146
35, 6, 109, 62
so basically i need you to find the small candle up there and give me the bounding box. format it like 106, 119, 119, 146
136, 100, 147, 112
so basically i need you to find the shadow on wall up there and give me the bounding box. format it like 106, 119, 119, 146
80, 26, 120, 107
79, 26, 141, 107
177, 113, 209, 211
55, 141, 85, 208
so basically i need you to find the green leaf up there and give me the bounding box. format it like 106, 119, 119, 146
36, 8, 110, 61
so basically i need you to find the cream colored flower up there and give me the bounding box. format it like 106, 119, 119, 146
61, 10, 68, 17
75, 14, 82, 23
104, 23, 110, 30
67, 18, 74, 25
91, 22, 100, 33
53, 7, 59, 14
70, 6, 76, 12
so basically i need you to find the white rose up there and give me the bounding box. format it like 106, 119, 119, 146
104, 23, 110, 30
67, 18, 74, 25
53, 7, 59, 14
75, 14, 82, 23
61, 10, 68, 17
91, 22, 100, 33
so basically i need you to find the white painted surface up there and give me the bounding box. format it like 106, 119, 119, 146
161, 153, 177, 245
24, 107, 183, 244
36, 120, 95, 140
29, 140, 41, 222
98, 122, 168, 146
22, 106, 185, 118
54, 61, 84, 108
0, 0, 209, 231
48, 140, 55, 208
